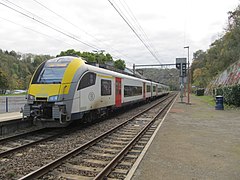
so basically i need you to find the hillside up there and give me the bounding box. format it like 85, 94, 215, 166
0, 49, 174, 93
206, 59, 240, 95
191, 4, 240, 88
0, 50, 52, 93
0, 49, 127, 93
136, 68, 179, 90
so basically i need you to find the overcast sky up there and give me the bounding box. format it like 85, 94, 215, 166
0, 0, 239, 67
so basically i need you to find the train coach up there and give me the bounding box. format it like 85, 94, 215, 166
23, 56, 169, 127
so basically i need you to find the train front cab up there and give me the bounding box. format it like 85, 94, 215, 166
23, 57, 83, 127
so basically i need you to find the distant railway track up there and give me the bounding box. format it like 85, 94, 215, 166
19, 93, 177, 180
0, 128, 64, 158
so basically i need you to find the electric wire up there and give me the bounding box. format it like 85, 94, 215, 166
2, 0, 77, 39
32, 0, 135, 63
108, 0, 161, 64
0, 0, 99, 50
32, 0, 97, 42
117, 0, 161, 62
30, 0, 136, 65
0, 0, 136, 66
120, 0, 161, 58
0, 16, 74, 46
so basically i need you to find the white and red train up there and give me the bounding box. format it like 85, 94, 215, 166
23, 56, 169, 127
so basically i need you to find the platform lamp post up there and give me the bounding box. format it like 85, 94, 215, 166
184, 46, 190, 104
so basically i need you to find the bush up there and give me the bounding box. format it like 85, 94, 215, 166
196, 88, 204, 96
215, 84, 240, 106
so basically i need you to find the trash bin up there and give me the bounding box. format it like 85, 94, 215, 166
215, 95, 224, 110
196, 88, 204, 96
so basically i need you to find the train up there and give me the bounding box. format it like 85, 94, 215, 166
23, 56, 170, 127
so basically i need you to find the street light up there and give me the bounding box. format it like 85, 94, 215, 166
184, 46, 190, 104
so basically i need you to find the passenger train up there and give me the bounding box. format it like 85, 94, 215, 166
23, 56, 169, 127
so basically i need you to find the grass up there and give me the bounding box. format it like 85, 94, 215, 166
196, 95, 240, 110
196, 95, 216, 106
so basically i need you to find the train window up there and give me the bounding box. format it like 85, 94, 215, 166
78, 72, 96, 90
124, 85, 142, 97
158, 87, 162, 92
153, 86, 156, 92
31, 61, 46, 84
101, 79, 112, 96
147, 85, 151, 92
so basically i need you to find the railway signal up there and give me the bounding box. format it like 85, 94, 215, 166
176, 58, 187, 102
181, 63, 187, 77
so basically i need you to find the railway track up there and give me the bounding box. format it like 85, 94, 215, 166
0, 128, 63, 158
19, 93, 177, 180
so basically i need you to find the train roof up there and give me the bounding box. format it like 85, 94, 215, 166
50, 56, 169, 87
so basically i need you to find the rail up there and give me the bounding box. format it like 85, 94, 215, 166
19, 93, 177, 179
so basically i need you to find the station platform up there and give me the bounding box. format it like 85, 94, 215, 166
0, 112, 22, 122
0, 112, 32, 136
129, 94, 240, 180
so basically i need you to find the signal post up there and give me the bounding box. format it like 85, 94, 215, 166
176, 58, 187, 103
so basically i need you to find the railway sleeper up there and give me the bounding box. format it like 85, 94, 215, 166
102, 139, 128, 145
110, 134, 135, 139
112, 168, 129, 175
90, 146, 120, 154
83, 159, 109, 166
110, 137, 133, 141
99, 143, 124, 149
116, 131, 137, 136
87, 152, 115, 158
58, 173, 93, 180
63, 163, 102, 174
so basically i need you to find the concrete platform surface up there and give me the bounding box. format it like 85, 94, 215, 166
131, 95, 240, 180
0, 112, 22, 122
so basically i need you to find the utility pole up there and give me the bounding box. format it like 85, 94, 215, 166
184, 46, 190, 104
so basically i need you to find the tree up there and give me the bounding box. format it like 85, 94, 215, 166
57, 49, 81, 57
228, 5, 240, 30
105, 53, 113, 62
9, 50, 18, 58
191, 3, 240, 88
81, 52, 96, 62
114, 59, 126, 70
0, 68, 8, 94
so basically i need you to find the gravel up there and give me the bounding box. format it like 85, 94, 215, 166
0, 98, 162, 179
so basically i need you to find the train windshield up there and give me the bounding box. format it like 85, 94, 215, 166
37, 61, 69, 84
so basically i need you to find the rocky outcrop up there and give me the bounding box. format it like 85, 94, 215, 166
206, 60, 240, 94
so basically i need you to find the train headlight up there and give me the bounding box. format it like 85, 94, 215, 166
28, 94, 35, 101
48, 95, 58, 102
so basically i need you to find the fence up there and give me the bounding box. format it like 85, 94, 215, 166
0, 96, 26, 113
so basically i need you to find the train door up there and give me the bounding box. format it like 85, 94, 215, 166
115, 77, 122, 107
151, 81, 153, 98
156, 85, 158, 96
143, 82, 146, 99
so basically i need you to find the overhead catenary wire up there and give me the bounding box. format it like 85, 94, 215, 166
118, 0, 161, 58
32, 0, 98, 42
108, 0, 161, 64
0, 0, 138, 66
32, 0, 135, 64
0, 16, 74, 46
2, 0, 80, 41
0, 0, 99, 50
